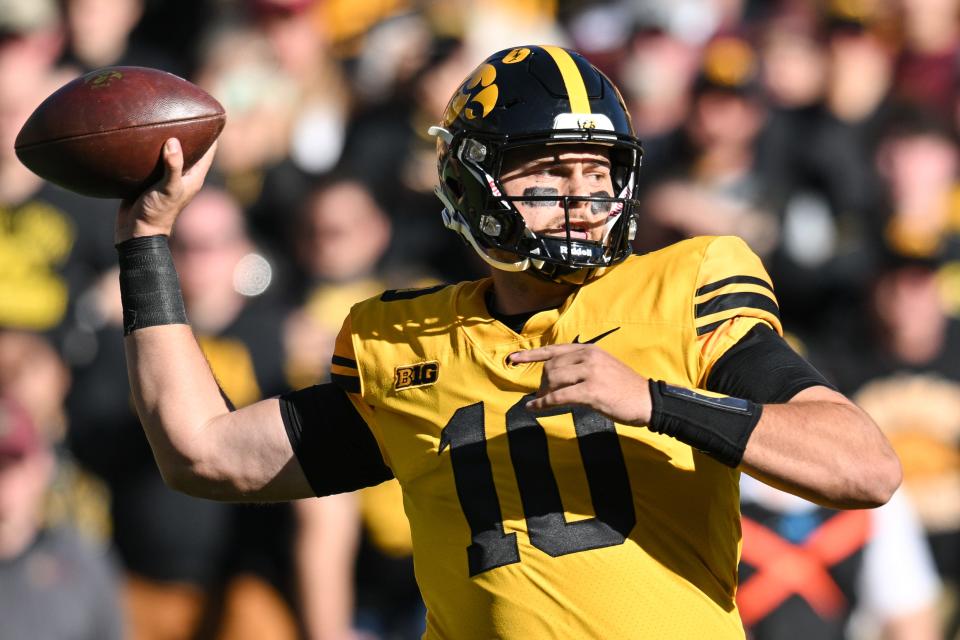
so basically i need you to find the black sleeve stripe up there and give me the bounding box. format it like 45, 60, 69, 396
696, 319, 728, 336
331, 355, 357, 369
696, 275, 774, 297
331, 373, 360, 394
279, 383, 393, 496
695, 291, 779, 321
380, 284, 449, 301
705, 324, 836, 403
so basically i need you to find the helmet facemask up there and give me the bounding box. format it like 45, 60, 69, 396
434, 127, 643, 285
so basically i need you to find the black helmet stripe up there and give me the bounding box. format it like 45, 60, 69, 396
537, 45, 592, 114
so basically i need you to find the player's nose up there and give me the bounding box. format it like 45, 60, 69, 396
565, 168, 591, 204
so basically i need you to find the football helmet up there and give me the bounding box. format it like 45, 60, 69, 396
430, 45, 643, 284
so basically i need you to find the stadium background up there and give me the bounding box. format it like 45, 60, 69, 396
0, 0, 958, 638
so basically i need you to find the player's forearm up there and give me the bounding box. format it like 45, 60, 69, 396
124, 324, 234, 490
741, 394, 902, 509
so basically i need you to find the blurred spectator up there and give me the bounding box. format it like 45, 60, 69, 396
340, 35, 484, 282
294, 492, 363, 640
353, 479, 424, 640
59, 0, 174, 72
893, 0, 960, 119
13, 2, 960, 637
280, 176, 425, 639
0, 0, 117, 338
241, 0, 358, 267
875, 108, 960, 263
193, 21, 316, 261
823, 2, 895, 128
283, 176, 438, 387
249, 0, 351, 174
617, 17, 700, 176
0, 396, 124, 640
195, 24, 299, 203
0, 330, 70, 443
0, 329, 112, 542
0, 0, 65, 107
810, 245, 960, 637
738, 476, 941, 640
749, 2, 896, 334
636, 35, 781, 256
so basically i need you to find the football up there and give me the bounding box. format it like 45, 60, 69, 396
14, 66, 225, 199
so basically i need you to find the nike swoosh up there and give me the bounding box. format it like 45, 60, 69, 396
572, 326, 621, 344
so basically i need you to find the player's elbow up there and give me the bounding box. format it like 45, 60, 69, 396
152, 445, 233, 499
836, 447, 902, 509
159, 449, 264, 501
862, 449, 902, 507
155, 457, 215, 498
159, 460, 238, 500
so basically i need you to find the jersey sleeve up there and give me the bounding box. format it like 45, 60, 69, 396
693, 236, 783, 387
330, 313, 393, 466
279, 313, 395, 496
331, 313, 362, 394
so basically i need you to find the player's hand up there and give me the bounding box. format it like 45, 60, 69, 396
115, 137, 217, 243
508, 344, 652, 425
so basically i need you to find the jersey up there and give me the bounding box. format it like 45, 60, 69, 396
330, 235, 782, 639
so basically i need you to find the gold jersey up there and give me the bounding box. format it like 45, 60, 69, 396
331, 236, 782, 639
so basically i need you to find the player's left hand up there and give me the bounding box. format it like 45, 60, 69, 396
508, 344, 652, 425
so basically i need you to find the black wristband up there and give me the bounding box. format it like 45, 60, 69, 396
116, 235, 188, 336
647, 380, 762, 467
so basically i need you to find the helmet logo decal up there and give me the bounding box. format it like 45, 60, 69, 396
444, 64, 498, 124
502, 48, 531, 64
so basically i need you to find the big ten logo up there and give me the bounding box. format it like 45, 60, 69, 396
443, 64, 498, 125
85, 70, 123, 89
394, 361, 440, 390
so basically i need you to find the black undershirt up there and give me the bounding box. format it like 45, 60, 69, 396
483, 288, 559, 334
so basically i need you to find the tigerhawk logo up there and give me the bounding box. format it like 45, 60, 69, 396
394, 361, 440, 390
444, 63, 498, 124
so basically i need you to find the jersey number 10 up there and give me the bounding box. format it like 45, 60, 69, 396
440, 393, 636, 576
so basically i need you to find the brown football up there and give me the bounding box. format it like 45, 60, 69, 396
15, 66, 225, 199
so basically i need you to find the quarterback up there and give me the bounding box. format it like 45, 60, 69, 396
114, 46, 901, 638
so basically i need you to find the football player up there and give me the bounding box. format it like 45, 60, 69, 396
114, 46, 901, 638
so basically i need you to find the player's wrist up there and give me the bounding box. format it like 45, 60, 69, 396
114, 222, 171, 244
646, 380, 762, 467
116, 235, 188, 335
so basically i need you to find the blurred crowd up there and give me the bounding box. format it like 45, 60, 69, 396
1, 0, 959, 638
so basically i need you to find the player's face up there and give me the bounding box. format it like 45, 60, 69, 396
500, 145, 615, 243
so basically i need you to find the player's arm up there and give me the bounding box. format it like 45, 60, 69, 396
511, 233, 901, 509
510, 331, 900, 509
701, 324, 902, 509
117, 139, 391, 501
